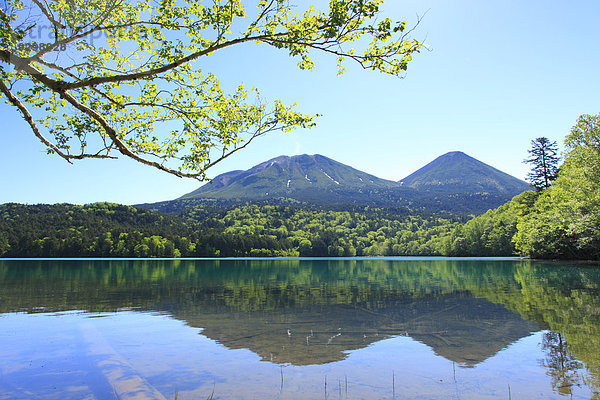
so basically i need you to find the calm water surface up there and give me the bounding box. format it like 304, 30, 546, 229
1, 258, 599, 399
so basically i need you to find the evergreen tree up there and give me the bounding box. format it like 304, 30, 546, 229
515, 114, 600, 260
524, 137, 560, 191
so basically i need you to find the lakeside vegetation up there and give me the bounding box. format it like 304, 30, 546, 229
442, 113, 600, 260
1, 113, 598, 260
0, 201, 460, 258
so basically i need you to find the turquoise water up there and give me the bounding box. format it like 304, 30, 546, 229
1, 258, 599, 399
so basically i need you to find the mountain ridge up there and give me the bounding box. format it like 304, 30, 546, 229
144, 152, 531, 214
180, 154, 398, 201
399, 151, 530, 194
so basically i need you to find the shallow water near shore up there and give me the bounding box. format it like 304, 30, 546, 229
1, 258, 599, 399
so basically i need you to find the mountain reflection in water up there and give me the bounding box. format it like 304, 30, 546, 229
1, 258, 599, 398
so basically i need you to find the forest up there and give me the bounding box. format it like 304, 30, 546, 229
440, 113, 600, 260
0, 114, 598, 260
0, 201, 459, 258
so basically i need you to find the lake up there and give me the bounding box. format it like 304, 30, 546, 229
1, 258, 599, 399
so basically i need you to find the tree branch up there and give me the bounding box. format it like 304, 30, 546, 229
36, 58, 124, 108
0, 0, 423, 179
56, 31, 294, 90
31, 0, 65, 30
0, 79, 115, 161
0, 79, 73, 162
55, 88, 204, 178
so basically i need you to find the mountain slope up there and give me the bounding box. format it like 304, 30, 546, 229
399, 151, 531, 194
152, 151, 532, 214
181, 154, 401, 203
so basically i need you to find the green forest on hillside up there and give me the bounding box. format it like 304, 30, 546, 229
442, 113, 600, 260
0, 201, 460, 257
1, 114, 598, 260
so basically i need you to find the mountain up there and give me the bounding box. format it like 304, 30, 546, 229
145, 152, 531, 214
399, 151, 531, 194
180, 154, 404, 204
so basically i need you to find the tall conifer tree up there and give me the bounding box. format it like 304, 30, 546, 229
524, 137, 560, 191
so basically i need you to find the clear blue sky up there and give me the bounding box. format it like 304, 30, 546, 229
1, 0, 599, 205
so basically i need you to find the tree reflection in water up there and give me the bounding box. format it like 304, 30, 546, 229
540, 332, 583, 397
1, 258, 600, 398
